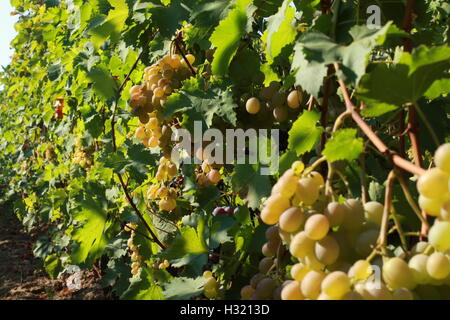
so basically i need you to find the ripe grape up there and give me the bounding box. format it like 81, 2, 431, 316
290, 263, 310, 282
418, 195, 445, 216
301, 270, 325, 299
250, 273, 266, 289
259, 257, 274, 274
417, 168, 449, 199
287, 90, 302, 109
289, 231, 315, 258
207, 169, 221, 184
315, 235, 340, 265
279, 207, 305, 233
261, 194, 291, 225
341, 199, 365, 231
348, 260, 372, 280
429, 220, 450, 251
240, 285, 255, 300
324, 202, 345, 227
434, 143, 450, 174
382, 257, 416, 290
296, 177, 320, 205
363, 201, 384, 225
265, 226, 281, 243
358, 281, 392, 300
426, 252, 450, 280
255, 278, 277, 298
321, 271, 351, 299
281, 280, 304, 300
273, 106, 288, 122
304, 214, 330, 240
409, 254, 431, 284
246, 97, 261, 114
262, 242, 277, 257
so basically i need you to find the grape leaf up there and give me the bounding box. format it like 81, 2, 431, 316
209, 0, 254, 75
291, 23, 392, 97
322, 128, 363, 162
86, 66, 118, 100
357, 45, 450, 116
288, 110, 323, 156
162, 276, 207, 300
231, 164, 272, 209
121, 267, 164, 300
262, 0, 296, 65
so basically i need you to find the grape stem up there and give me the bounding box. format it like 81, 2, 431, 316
173, 38, 197, 76
378, 170, 396, 255
333, 63, 425, 176
390, 206, 408, 253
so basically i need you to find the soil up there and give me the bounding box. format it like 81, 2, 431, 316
0, 209, 109, 300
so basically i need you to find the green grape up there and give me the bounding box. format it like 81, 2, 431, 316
301, 270, 325, 299
324, 202, 345, 227
363, 201, 384, 225
281, 280, 304, 300
426, 252, 450, 280
259, 257, 274, 274
348, 260, 372, 280
411, 241, 433, 255
203, 270, 213, 278
355, 229, 379, 257
321, 271, 351, 299
278, 228, 293, 244
392, 288, 414, 300
290, 231, 315, 258
342, 199, 365, 231
279, 207, 305, 233
409, 254, 431, 284
429, 220, 450, 251
434, 143, 450, 174
204, 277, 218, 290
290, 263, 311, 282
240, 285, 255, 300
308, 171, 325, 188
382, 257, 416, 290
315, 235, 340, 265
296, 177, 320, 205
246, 97, 261, 114
287, 90, 302, 109
261, 194, 291, 225
272, 169, 298, 198
417, 168, 449, 199
303, 254, 325, 271
304, 214, 330, 240
357, 281, 392, 300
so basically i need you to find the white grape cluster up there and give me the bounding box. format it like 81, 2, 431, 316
195, 146, 222, 187
245, 82, 303, 122
146, 156, 178, 212
126, 223, 143, 276
203, 270, 219, 299
240, 158, 450, 300
72, 137, 92, 168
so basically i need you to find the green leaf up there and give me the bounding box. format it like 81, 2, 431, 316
47, 63, 63, 81
322, 128, 363, 162
292, 23, 392, 97
44, 254, 62, 280
357, 45, 450, 116
89, 0, 129, 48
231, 164, 272, 209
163, 78, 238, 128
162, 276, 206, 300
210, 0, 254, 75
121, 267, 164, 300
210, 215, 236, 248
288, 110, 323, 156
86, 66, 118, 100
162, 226, 208, 260
71, 196, 109, 266
262, 0, 296, 64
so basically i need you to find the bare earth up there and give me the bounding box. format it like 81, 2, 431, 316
0, 211, 108, 300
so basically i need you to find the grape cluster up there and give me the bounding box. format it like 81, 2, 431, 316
129, 53, 194, 154
195, 146, 222, 187
417, 143, 450, 221
126, 223, 143, 276
203, 270, 219, 299
146, 156, 178, 212
241, 157, 450, 300
244, 82, 303, 122
72, 138, 92, 168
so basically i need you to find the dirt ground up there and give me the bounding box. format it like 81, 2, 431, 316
0, 210, 109, 300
